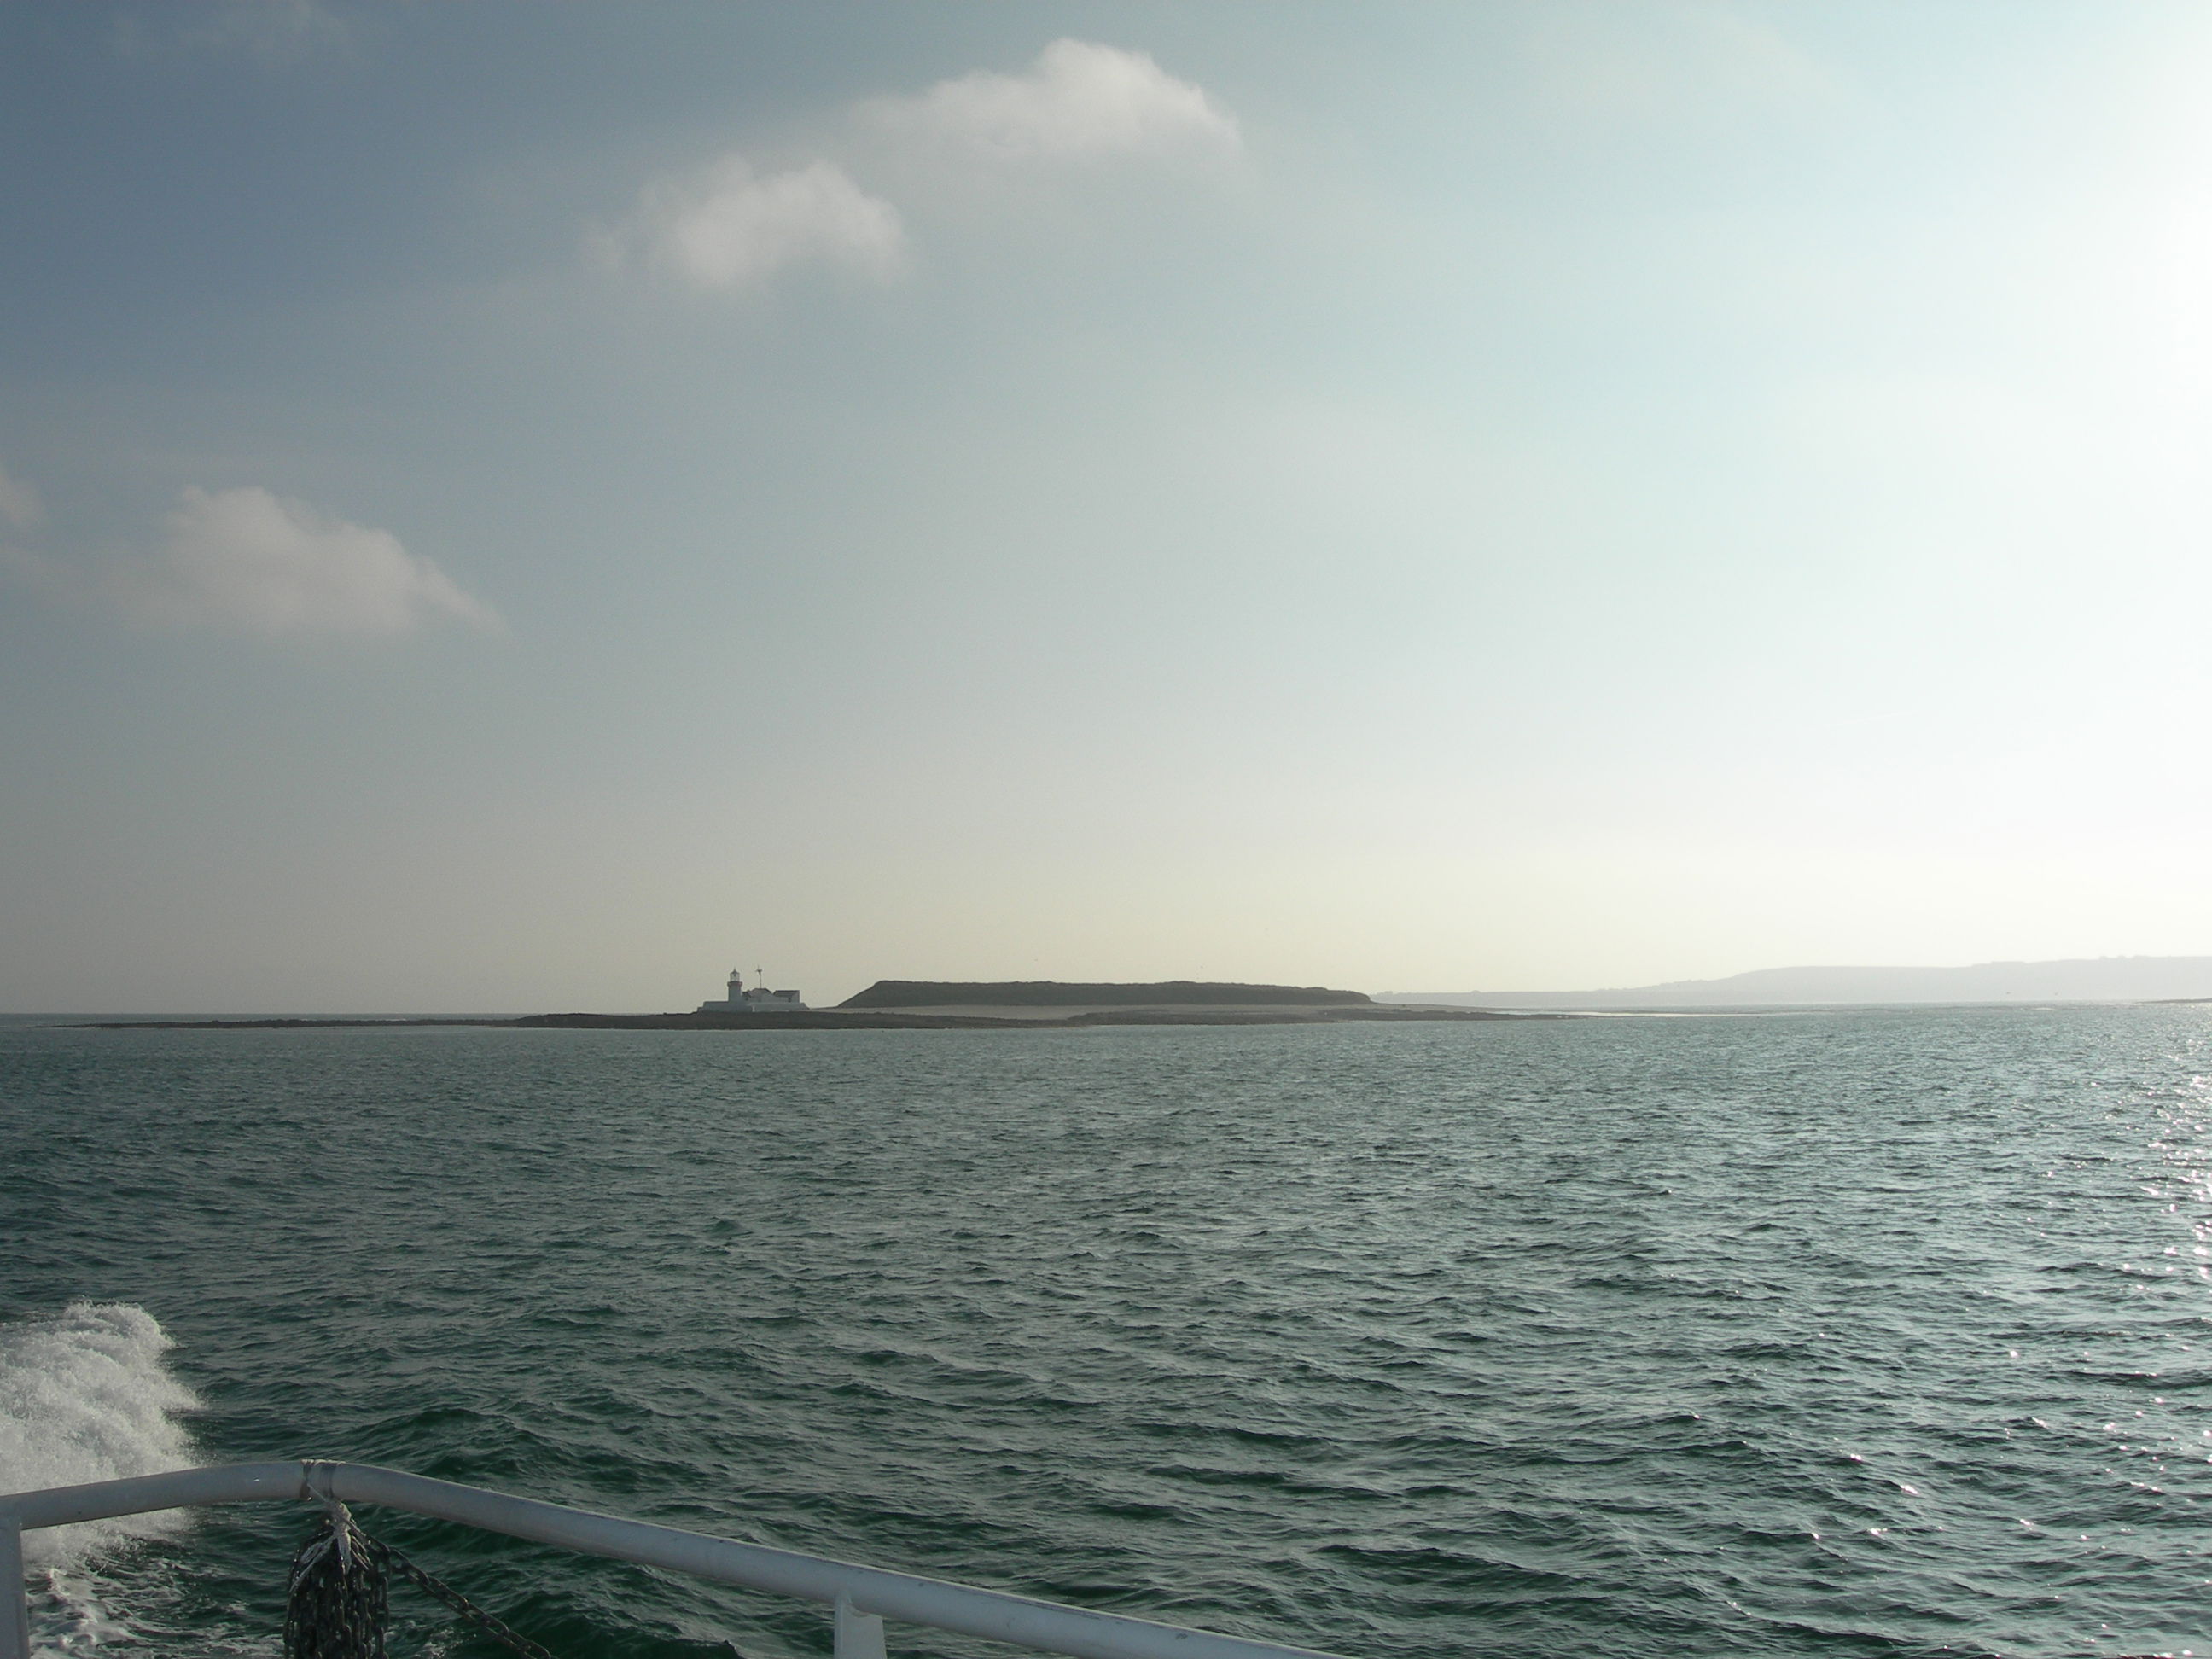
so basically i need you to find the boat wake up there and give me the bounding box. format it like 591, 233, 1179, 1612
0, 1302, 206, 1654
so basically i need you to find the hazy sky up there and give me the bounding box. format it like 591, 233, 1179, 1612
7, 1, 2212, 1012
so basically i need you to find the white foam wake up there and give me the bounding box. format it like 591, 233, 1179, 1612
0, 1301, 202, 1569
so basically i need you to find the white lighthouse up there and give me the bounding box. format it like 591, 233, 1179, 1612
698, 967, 806, 1013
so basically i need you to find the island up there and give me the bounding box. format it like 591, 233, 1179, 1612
517, 978, 1521, 1028
841, 978, 1374, 1012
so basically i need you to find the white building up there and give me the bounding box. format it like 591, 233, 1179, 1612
698, 969, 807, 1013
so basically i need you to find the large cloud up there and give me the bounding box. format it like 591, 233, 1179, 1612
108, 486, 496, 637
620, 156, 905, 293
864, 39, 1241, 166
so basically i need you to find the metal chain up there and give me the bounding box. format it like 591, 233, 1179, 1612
364, 1536, 560, 1659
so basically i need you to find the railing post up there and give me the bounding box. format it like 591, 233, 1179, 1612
0, 1514, 29, 1659
835, 1592, 887, 1659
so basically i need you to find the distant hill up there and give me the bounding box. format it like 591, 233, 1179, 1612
841, 980, 1372, 1010
1382, 957, 2212, 1009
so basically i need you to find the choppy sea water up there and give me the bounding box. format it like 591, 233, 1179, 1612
3, 1008, 2209, 1659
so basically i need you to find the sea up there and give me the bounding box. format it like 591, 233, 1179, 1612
3, 1007, 2209, 1659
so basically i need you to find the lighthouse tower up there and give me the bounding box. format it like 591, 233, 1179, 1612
698, 965, 807, 1013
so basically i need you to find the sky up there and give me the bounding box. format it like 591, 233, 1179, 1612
6, 1, 2212, 1013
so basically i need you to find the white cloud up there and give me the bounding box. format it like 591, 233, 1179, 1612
0, 545, 67, 598
865, 39, 1241, 166
112, 0, 348, 65
107, 486, 497, 638
1525, 4, 1841, 128
0, 462, 44, 530
202, 0, 346, 61
602, 42, 1233, 295
620, 157, 905, 292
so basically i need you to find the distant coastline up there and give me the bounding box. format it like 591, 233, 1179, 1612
1382, 955, 2212, 1010
69, 1006, 1531, 1032
54, 957, 2212, 1027
64, 978, 1537, 1031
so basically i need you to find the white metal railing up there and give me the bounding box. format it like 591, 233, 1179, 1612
0, 1460, 1353, 1659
